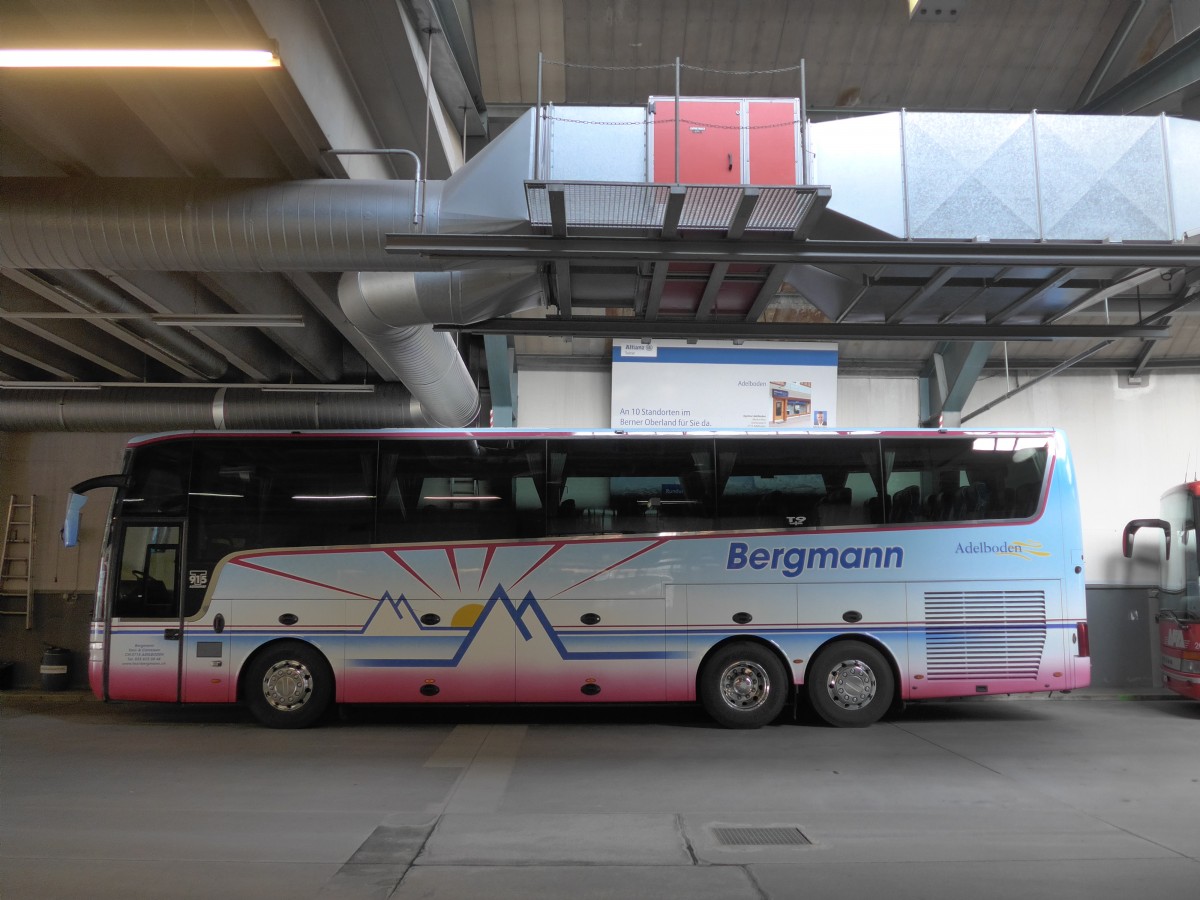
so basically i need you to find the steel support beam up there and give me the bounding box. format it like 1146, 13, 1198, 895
745, 266, 789, 322
726, 188, 761, 240
1079, 24, 1200, 115
1043, 267, 1164, 323
919, 341, 994, 427
483, 333, 515, 426
939, 268, 1010, 324
696, 262, 729, 319
644, 263, 670, 321
961, 294, 1197, 422
446, 318, 1170, 342
661, 186, 687, 239
548, 185, 568, 237
987, 268, 1073, 323
386, 234, 1200, 268
887, 266, 957, 324
554, 261, 573, 317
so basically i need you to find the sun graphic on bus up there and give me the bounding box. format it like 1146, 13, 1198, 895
452, 603, 485, 627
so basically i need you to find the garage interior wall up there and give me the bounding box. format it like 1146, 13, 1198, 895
3, 370, 1198, 689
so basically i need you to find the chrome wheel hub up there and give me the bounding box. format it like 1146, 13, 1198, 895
719, 660, 772, 710
825, 658, 877, 710
262, 659, 314, 712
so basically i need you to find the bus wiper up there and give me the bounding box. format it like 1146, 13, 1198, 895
1155, 609, 1182, 625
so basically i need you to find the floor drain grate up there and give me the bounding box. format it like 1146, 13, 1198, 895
712, 826, 811, 846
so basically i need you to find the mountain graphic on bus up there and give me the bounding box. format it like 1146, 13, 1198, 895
348, 584, 684, 669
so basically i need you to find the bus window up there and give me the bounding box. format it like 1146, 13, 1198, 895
189, 440, 377, 560
377, 440, 545, 543
122, 442, 191, 516
715, 437, 881, 530
547, 438, 714, 535
881, 436, 1049, 523
114, 524, 182, 619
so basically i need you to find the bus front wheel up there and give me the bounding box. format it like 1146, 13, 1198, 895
244, 642, 333, 729
699, 642, 789, 729
807, 641, 894, 728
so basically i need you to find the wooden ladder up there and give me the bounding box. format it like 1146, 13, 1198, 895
0, 495, 36, 629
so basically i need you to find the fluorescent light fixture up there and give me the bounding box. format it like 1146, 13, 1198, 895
422, 496, 501, 502
0, 312, 303, 327
0, 48, 281, 68
0, 382, 102, 391
292, 495, 375, 501
0, 381, 374, 392
152, 314, 303, 328
259, 384, 375, 393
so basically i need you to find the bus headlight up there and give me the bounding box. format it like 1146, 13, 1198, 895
1165, 652, 1200, 675
1180, 656, 1200, 675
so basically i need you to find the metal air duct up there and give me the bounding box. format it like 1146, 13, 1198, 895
0, 112, 544, 429
0, 111, 538, 273
0, 384, 421, 432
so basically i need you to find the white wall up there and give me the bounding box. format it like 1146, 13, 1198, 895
515, 364, 1200, 587
518, 368, 612, 428
955, 370, 1200, 586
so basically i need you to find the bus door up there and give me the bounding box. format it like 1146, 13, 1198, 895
106, 521, 184, 702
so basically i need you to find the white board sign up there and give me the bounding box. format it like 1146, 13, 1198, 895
611, 340, 838, 429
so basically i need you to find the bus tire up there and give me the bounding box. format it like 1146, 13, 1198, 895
807, 640, 894, 728
244, 642, 333, 729
699, 642, 789, 729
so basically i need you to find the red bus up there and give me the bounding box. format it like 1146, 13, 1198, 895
1123, 481, 1200, 699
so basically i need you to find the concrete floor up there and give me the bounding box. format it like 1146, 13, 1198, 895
2, 692, 1199, 899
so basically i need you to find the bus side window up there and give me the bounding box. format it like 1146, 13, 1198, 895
715, 437, 880, 530
190, 440, 377, 554
882, 437, 1050, 524
378, 440, 546, 543
547, 439, 714, 536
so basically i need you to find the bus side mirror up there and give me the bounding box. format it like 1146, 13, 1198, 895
1122, 518, 1171, 560
62, 492, 87, 548
61, 474, 129, 548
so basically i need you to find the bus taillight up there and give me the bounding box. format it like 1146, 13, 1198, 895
1076, 622, 1090, 658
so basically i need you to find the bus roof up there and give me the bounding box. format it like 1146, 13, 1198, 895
124, 427, 1065, 447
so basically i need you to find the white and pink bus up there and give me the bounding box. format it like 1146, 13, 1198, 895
1123, 481, 1200, 700
64, 428, 1090, 728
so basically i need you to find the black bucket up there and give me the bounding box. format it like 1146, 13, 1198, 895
40, 647, 70, 691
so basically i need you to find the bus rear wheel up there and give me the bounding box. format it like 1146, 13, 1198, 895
699, 642, 789, 729
807, 640, 894, 728
244, 642, 333, 729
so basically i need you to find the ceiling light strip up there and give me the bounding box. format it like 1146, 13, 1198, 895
0, 48, 280, 68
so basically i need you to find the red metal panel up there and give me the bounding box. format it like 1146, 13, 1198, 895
747, 100, 799, 185
652, 99, 742, 184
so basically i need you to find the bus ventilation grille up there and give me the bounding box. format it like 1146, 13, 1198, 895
923, 589, 1047, 681
712, 826, 811, 846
